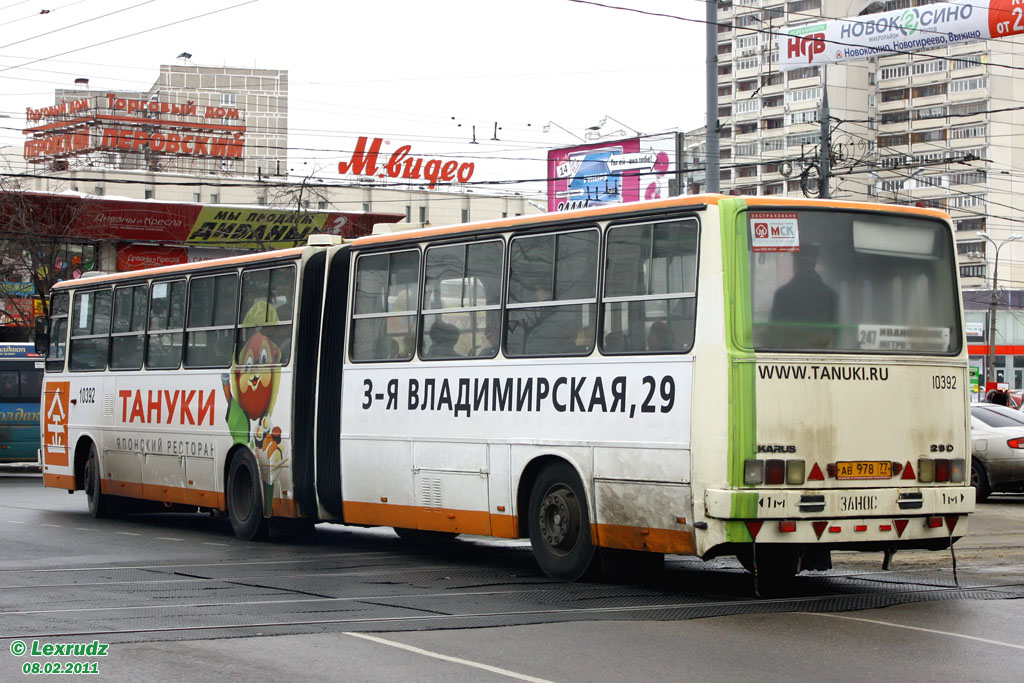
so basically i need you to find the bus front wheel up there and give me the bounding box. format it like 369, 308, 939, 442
528, 462, 598, 581
226, 451, 269, 541
84, 443, 109, 518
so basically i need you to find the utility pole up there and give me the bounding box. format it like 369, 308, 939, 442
705, 0, 719, 193
818, 65, 830, 199
977, 232, 1022, 388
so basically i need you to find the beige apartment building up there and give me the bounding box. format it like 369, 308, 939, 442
714, 0, 1024, 293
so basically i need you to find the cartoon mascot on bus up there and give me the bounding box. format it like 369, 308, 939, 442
222, 303, 287, 515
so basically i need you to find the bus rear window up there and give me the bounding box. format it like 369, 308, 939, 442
747, 210, 961, 354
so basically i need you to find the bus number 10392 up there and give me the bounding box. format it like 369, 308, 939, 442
932, 375, 957, 390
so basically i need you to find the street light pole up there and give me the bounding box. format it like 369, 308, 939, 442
978, 231, 1022, 388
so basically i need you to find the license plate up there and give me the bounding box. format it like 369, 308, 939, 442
836, 461, 892, 480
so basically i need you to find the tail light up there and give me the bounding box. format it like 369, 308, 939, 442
744, 459, 764, 485
765, 459, 785, 485
786, 459, 805, 485
917, 457, 965, 483
1008, 438, 1024, 449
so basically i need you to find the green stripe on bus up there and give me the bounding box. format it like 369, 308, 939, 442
719, 198, 756, 490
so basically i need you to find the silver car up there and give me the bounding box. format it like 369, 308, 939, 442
970, 404, 1024, 502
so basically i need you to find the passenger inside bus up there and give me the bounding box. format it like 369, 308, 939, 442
647, 321, 672, 352
424, 321, 461, 359
769, 244, 838, 349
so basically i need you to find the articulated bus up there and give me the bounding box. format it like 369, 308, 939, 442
38, 195, 972, 580
0, 343, 43, 463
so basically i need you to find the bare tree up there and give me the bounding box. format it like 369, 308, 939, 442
0, 178, 95, 341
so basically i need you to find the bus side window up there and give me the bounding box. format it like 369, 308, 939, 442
46, 292, 69, 372
20, 368, 42, 402
69, 288, 112, 372
237, 266, 294, 366
602, 218, 698, 355
351, 250, 419, 362
110, 285, 148, 371
186, 273, 238, 368
506, 228, 598, 357
421, 240, 503, 360
146, 280, 186, 370
0, 372, 18, 400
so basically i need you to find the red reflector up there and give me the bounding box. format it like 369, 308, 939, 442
894, 519, 909, 537
855, 525, 867, 532
927, 516, 943, 528
901, 462, 916, 480
765, 459, 785, 485
879, 524, 893, 532
826, 463, 838, 478
746, 520, 764, 539
779, 520, 797, 533
891, 461, 903, 476
812, 521, 828, 538
828, 526, 842, 533
945, 515, 959, 533
935, 459, 951, 483
808, 462, 825, 481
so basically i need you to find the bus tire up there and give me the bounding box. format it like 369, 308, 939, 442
226, 451, 269, 541
972, 458, 992, 503
528, 461, 598, 581
84, 443, 109, 518
393, 528, 460, 543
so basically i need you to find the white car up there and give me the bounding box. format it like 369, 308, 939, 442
970, 404, 1024, 502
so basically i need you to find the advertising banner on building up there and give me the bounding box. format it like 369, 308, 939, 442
7, 193, 403, 251
546, 134, 676, 212
777, 0, 1024, 71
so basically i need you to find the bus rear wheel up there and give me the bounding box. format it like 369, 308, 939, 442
84, 443, 109, 518
226, 451, 269, 541
528, 462, 598, 581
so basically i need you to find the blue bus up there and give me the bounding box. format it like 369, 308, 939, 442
0, 343, 43, 463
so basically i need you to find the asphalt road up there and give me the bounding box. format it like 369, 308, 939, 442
1, 472, 1023, 682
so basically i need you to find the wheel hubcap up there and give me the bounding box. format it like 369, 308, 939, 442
539, 486, 580, 554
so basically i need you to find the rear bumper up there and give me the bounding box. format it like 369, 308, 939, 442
705, 486, 974, 544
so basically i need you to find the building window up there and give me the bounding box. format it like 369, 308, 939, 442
461, 209, 469, 223
786, 87, 822, 103
210, 193, 219, 204
93, 185, 104, 196
362, 202, 370, 212
221, 93, 237, 106
405, 205, 412, 221
144, 189, 154, 200
879, 65, 908, 80
193, 192, 201, 203
911, 59, 946, 76
951, 76, 987, 92
419, 206, 427, 223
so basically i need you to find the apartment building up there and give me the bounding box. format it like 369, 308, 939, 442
715, 0, 1024, 286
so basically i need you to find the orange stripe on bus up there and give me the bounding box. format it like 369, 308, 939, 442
43, 473, 76, 490
343, 500, 504, 536
97, 478, 235, 510
354, 194, 725, 247
52, 248, 305, 289
594, 523, 696, 555
743, 195, 950, 220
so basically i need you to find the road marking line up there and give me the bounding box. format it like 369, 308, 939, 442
203, 542, 228, 546
75, 528, 97, 532
9, 520, 26, 524
115, 532, 141, 536
156, 537, 183, 542
805, 613, 1024, 650
40, 524, 60, 528
344, 632, 553, 683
